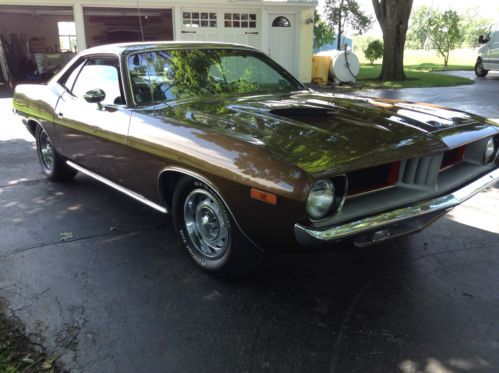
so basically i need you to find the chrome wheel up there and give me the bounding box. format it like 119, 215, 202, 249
39, 129, 54, 171
183, 189, 229, 259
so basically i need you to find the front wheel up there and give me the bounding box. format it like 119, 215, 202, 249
172, 177, 264, 278
35, 125, 77, 181
475, 60, 489, 77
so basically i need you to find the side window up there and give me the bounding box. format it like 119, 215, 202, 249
72, 58, 124, 105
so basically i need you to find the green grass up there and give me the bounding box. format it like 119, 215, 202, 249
404, 63, 473, 72
352, 63, 473, 90
343, 48, 475, 89
357, 48, 476, 67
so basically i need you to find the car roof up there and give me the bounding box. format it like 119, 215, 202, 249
79, 41, 261, 57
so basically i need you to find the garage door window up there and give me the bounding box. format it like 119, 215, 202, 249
224, 13, 256, 28
183, 12, 217, 27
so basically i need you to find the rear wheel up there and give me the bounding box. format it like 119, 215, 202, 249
172, 176, 264, 278
35, 125, 77, 181
475, 59, 489, 77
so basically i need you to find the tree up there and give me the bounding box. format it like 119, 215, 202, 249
364, 40, 383, 64
372, 0, 414, 81
313, 10, 335, 53
406, 5, 432, 50
427, 9, 463, 66
324, 0, 372, 51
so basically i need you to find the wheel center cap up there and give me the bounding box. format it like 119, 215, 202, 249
196, 207, 220, 241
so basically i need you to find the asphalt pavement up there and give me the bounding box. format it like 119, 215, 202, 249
0, 74, 498, 372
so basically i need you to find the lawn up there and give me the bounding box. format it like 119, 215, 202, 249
348, 48, 476, 90
357, 48, 477, 68
356, 64, 473, 89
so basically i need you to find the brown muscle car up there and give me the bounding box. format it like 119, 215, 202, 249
12, 42, 499, 277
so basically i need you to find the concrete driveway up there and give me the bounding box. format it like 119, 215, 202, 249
0, 75, 498, 372
353, 71, 499, 119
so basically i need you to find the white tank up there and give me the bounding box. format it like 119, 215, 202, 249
316, 50, 360, 83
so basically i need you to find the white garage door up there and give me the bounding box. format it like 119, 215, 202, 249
180, 10, 260, 48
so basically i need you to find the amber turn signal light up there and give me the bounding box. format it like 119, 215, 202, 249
250, 188, 277, 205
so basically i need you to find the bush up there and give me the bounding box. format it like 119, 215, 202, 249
364, 40, 384, 64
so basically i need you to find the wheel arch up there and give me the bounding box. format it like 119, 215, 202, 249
157, 167, 264, 252
26, 118, 42, 137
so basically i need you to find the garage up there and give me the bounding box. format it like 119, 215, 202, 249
83, 7, 173, 48
0, 5, 76, 83
178, 9, 297, 76
0, 0, 314, 84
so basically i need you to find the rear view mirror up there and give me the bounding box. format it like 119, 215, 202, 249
478, 35, 488, 44
83, 89, 106, 103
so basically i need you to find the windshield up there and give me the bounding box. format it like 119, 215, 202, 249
127, 48, 303, 105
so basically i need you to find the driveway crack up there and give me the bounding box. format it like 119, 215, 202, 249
0, 224, 164, 262
0, 178, 47, 188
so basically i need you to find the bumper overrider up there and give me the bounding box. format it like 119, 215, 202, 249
295, 168, 499, 248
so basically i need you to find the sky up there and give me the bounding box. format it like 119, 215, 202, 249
317, 0, 499, 37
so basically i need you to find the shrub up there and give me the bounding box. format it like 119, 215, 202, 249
364, 40, 384, 64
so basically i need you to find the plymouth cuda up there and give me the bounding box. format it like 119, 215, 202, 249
13, 42, 499, 277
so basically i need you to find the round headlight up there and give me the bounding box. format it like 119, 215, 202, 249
485, 138, 497, 163
306, 179, 335, 219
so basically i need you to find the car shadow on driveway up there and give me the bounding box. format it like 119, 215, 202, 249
1, 138, 498, 372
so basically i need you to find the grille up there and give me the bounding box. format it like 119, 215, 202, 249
399, 154, 441, 187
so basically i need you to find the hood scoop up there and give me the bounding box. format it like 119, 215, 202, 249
270, 107, 332, 118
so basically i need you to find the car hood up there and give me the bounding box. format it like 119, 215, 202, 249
155, 91, 498, 175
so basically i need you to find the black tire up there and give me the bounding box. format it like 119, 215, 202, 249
475, 59, 489, 78
35, 125, 77, 181
172, 176, 264, 279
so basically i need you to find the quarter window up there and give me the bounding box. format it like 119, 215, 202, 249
72, 58, 124, 105
224, 13, 257, 28
183, 12, 217, 27
60, 59, 86, 91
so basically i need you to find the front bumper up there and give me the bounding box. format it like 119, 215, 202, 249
295, 168, 499, 247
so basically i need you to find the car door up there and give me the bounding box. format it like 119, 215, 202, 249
54, 55, 132, 185
490, 31, 499, 69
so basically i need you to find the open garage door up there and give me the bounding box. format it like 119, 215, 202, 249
0, 5, 76, 83
83, 7, 173, 48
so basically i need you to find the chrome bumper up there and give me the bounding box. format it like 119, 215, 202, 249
295, 168, 499, 247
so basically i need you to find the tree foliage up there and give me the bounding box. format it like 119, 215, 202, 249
324, 0, 372, 51
427, 9, 464, 66
372, 0, 414, 81
406, 6, 491, 50
463, 9, 492, 48
313, 9, 335, 53
364, 40, 383, 64
406, 5, 432, 49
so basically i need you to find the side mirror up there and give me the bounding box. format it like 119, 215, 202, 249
478, 35, 488, 44
83, 89, 106, 103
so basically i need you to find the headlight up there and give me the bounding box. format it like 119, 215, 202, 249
306, 179, 335, 219
485, 138, 497, 163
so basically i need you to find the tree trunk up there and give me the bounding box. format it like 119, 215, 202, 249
379, 26, 407, 80
336, 15, 342, 50
372, 0, 414, 81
